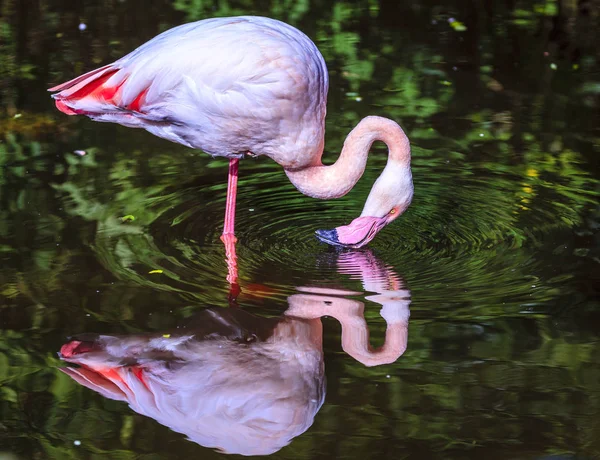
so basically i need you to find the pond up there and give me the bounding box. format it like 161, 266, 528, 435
1, 0, 599, 459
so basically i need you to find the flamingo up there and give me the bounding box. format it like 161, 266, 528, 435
49, 16, 414, 283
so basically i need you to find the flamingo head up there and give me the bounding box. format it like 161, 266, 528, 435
316, 161, 413, 248
315, 208, 399, 248
316, 164, 413, 248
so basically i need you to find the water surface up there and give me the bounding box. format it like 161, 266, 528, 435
1, 1, 599, 459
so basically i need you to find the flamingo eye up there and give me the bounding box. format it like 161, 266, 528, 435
389, 208, 396, 215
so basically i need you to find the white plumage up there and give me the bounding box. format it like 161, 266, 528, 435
51, 16, 328, 169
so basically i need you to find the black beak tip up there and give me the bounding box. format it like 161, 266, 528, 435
315, 228, 341, 246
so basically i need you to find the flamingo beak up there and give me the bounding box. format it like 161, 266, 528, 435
315, 216, 388, 248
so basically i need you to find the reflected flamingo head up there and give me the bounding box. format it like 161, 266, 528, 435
285, 249, 411, 367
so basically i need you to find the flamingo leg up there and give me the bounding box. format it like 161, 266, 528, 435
222, 158, 239, 236
221, 158, 240, 301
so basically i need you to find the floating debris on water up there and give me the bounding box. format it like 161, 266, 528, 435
486, 78, 504, 92
526, 168, 538, 178
345, 91, 361, 100
448, 18, 467, 31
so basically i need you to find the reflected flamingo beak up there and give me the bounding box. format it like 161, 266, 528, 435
316, 216, 388, 248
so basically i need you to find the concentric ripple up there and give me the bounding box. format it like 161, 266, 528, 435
54, 143, 598, 312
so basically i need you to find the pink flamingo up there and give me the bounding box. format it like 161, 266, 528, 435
49, 16, 414, 285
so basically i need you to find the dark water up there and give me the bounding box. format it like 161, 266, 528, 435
1, 1, 599, 459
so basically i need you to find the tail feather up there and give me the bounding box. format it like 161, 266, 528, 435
49, 64, 131, 116
48, 64, 115, 95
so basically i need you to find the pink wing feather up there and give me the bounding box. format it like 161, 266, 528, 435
49, 63, 151, 115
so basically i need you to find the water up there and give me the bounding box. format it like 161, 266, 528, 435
1, 1, 599, 458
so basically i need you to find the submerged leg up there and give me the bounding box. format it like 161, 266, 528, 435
221, 158, 240, 300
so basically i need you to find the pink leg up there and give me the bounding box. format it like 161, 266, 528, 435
221, 158, 240, 300
222, 158, 239, 237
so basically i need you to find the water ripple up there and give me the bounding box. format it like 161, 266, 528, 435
51, 147, 597, 310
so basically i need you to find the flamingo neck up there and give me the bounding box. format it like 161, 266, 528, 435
285, 116, 411, 201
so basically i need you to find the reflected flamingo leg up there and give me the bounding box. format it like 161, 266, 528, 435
221, 158, 241, 301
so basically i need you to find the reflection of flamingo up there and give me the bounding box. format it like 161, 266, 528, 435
289, 250, 410, 366
49, 16, 414, 287
58, 251, 409, 454
60, 309, 326, 456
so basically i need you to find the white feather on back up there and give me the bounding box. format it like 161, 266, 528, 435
59, 17, 329, 167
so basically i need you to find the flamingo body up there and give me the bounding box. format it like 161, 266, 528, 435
51, 17, 327, 170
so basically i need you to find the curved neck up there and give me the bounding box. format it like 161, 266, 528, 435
285, 116, 411, 200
